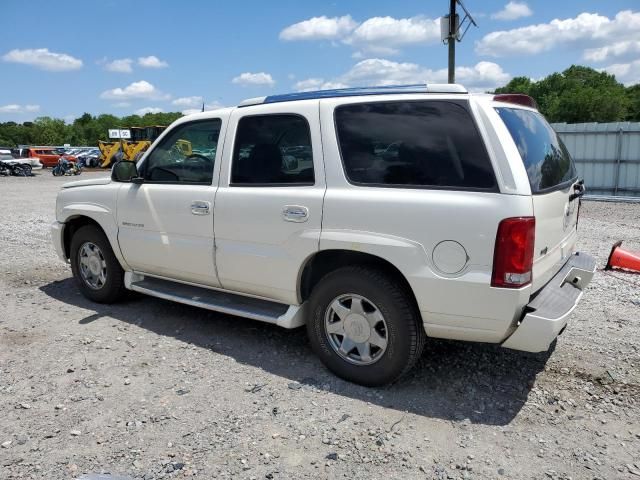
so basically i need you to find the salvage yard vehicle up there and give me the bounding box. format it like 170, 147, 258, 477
0, 151, 37, 176
24, 147, 61, 168
1, 149, 42, 171
51, 84, 596, 386
52, 156, 81, 176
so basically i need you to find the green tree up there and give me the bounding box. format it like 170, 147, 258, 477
494, 65, 631, 123
626, 84, 640, 121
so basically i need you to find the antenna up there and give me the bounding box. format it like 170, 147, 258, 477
441, 0, 478, 83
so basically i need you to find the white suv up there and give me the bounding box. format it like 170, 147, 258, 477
52, 84, 595, 386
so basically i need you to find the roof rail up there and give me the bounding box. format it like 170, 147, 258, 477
238, 83, 467, 107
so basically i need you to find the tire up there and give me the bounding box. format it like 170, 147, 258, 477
70, 225, 126, 303
307, 265, 426, 387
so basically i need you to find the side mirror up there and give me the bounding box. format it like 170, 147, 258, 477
111, 160, 141, 183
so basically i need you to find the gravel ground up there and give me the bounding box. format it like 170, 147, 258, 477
1, 172, 639, 480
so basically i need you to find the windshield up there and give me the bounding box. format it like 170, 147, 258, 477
496, 107, 577, 193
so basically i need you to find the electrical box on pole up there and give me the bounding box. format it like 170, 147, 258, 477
441, 0, 477, 84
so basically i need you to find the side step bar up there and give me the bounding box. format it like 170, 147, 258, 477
125, 273, 306, 329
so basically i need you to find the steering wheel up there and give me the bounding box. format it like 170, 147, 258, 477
184, 154, 211, 164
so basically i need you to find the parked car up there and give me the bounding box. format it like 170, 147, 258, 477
24, 147, 61, 168
51, 84, 595, 386
75, 149, 101, 168
0, 149, 42, 170
0, 152, 37, 175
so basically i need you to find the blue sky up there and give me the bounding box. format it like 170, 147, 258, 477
1, 0, 639, 121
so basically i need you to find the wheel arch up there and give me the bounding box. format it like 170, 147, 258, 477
61, 213, 127, 269
298, 249, 420, 313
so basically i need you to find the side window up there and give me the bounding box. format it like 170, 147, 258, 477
231, 114, 314, 185
334, 101, 497, 190
142, 119, 221, 184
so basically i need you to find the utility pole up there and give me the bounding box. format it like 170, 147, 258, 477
441, 1, 477, 84
448, 0, 456, 83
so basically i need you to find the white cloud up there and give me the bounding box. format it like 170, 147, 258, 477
100, 80, 169, 100
491, 2, 533, 21
601, 59, 640, 86
232, 72, 275, 87
293, 78, 349, 92
181, 101, 223, 116
172, 96, 204, 108
104, 58, 133, 73
280, 15, 357, 41
135, 107, 164, 115
347, 16, 441, 55
0, 104, 41, 114
476, 10, 640, 58
295, 59, 510, 93
280, 14, 441, 55
584, 40, 640, 62
2, 48, 82, 71
138, 55, 168, 68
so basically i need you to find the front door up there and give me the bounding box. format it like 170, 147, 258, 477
214, 102, 325, 305
116, 117, 227, 287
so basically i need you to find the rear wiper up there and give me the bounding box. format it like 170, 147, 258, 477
569, 179, 585, 201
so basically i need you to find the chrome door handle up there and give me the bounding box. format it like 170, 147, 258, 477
282, 205, 309, 223
191, 201, 211, 215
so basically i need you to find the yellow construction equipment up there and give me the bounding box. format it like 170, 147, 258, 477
98, 125, 168, 168
98, 141, 123, 168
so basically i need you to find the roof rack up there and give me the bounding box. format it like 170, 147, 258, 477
238, 83, 468, 107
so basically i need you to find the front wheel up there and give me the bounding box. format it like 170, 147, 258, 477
70, 225, 126, 303
307, 266, 425, 386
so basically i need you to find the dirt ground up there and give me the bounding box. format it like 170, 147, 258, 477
1, 171, 639, 480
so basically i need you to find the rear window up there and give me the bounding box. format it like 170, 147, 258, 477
334, 100, 497, 190
231, 114, 314, 185
496, 107, 577, 193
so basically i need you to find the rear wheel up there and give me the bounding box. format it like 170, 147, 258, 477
70, 225, 126, 303
307, 266, 425, 386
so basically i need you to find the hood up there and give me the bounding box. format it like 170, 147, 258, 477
62, 176, 111, 189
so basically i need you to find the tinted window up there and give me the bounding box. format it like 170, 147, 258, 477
142, 119, 221, 184
231, 114, 314, 185
496, 107, 577, 193
334, 101, 496, 189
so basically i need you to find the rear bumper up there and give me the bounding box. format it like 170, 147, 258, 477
51, 221, 68, 263
501, 252, 596, 353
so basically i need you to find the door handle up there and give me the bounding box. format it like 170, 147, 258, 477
191, 201, 211, 215
282, 205, 309, 223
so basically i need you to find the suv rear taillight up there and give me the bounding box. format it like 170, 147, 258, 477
491, 217, 535, 288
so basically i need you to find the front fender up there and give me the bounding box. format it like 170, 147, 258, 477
58, 204, 129, 270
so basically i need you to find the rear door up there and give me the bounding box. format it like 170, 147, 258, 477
214, 101, 325, 305
496, 106, 580, 291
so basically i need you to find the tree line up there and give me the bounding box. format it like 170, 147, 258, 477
1, 65, 639, 148
0, 112, 183, 148
495, 65, 640, 123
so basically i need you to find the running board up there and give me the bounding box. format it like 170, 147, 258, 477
125, 273, 306, 329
